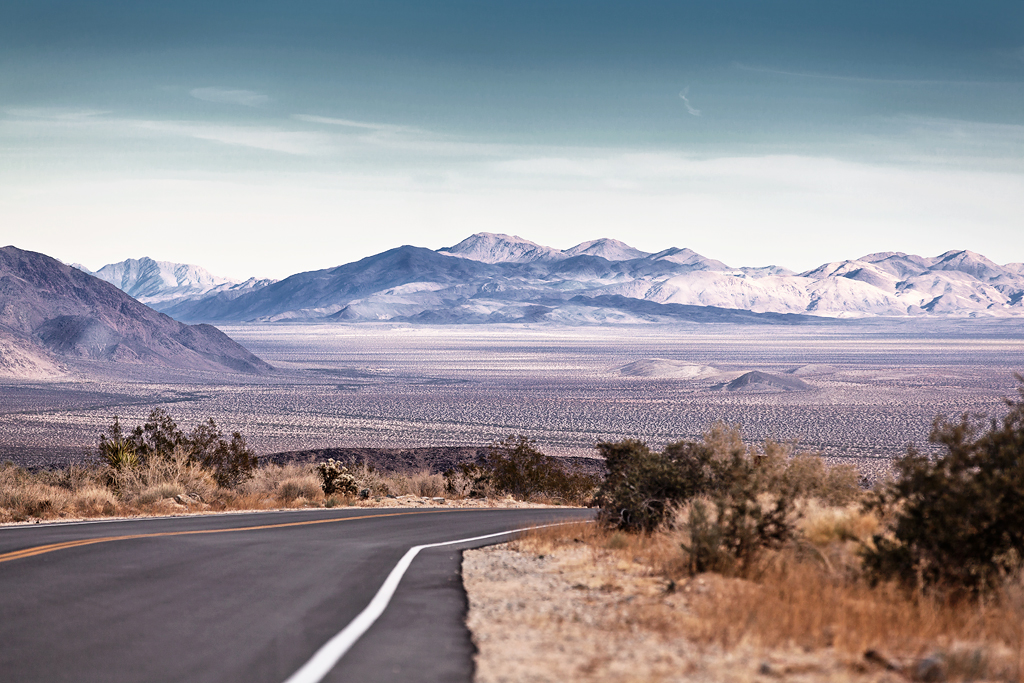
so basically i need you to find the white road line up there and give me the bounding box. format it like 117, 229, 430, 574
281, 521, 585, 683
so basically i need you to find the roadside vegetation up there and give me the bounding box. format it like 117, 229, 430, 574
0, 413, 596, 523
474, 376, 1024, 682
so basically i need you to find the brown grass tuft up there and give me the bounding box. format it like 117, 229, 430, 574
507, 509, 1024, 682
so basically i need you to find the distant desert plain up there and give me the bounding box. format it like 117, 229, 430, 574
3, 319, 1023, 481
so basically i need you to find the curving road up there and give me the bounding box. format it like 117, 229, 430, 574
0, 507, 594, 682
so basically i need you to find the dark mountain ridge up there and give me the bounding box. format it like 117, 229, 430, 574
0, 246, 271, 376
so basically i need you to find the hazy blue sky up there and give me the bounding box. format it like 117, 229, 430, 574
2, 1, 1022, 278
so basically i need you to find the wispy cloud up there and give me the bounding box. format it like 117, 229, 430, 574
189, 88, 269, 107
678, 88, 700, 117
2, 108, 327, 156
292, 114, 423, 134
134, 120, 328, 155
4, 108, 111, 121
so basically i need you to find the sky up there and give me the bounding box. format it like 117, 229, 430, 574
1, 1, 1022, 280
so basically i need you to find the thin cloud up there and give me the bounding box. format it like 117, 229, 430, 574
133, 120, 327, 155
678, 88, 701, 117
190, 88, 269, 107
292, 114, 423, 134
4, 108, 111, 121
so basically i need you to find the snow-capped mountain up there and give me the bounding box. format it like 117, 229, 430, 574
437, 233, 567, 263
563, 238, 650, 261
80, 235, 1024, 324
78, 257, 275, 310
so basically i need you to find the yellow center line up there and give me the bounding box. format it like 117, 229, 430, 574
0, 510, 451, 565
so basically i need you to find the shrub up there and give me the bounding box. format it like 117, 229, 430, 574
278, 477, 323, 503
595, 438, 714, 531
98, 410, 258, 487
863, 376, 1024, 592
486, 435, 598, 504
348, 462, 394, 497
112, 447, 218, 505
394, 470, 444, 498
680, 444, 800, 575
315, 459, 358, 496
98, 416, 140, 470
596, 424, 857, 539
202, 432, 259, 489
444, 462, 493, 498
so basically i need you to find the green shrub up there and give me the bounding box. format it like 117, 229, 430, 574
595, 438, 715, 532
680, 444, 800, 575
98, 417, 140, 470
485, 435, 598, 504
98, 410, 258, 487
596, 425, 856, 538
863, 376, 1024, 592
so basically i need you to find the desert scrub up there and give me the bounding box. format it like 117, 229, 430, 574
497, 516, 1024, 683
864, 375, 1024, 592
99, 409, 258, 488
315, 459, 359, 496
0, 462, 116, 522
595, 423, 859, 535
443, 435, 599, 504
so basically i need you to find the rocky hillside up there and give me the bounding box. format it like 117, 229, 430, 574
0, 246, 272, 378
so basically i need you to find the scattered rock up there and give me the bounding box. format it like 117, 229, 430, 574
864, 649, 899, 671
916, 654, 946, 682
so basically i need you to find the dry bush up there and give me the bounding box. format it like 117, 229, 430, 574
113, 448, 218, 507
687, 556, 1023, 681
71, 485, 118, 516
38, 463, 107, 492
135, 483, 184, 506
242, 463, 324, 505
515, 510, 1024, 683
0, 463, 120, 521
349, 462, 395, 497
389, 470, 445, 497
799, 499, 880, 547
278, 477, 324, 503
443, 463, 493, 499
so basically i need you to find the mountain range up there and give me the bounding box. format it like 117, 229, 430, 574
78, 257, 275, 305
81, 233, 1024, 324
0, 246, 272, 379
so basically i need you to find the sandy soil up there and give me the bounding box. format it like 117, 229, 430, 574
463, 542, 905, 683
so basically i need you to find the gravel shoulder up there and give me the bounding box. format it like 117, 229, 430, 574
463, 541, 905, 683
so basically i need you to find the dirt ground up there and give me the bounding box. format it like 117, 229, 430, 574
463, 542, 912, 683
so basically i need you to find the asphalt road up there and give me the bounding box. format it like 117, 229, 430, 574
0, 507, 594, 682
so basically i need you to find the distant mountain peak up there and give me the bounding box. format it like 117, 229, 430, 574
564, 238, 650, 261
86, 257, 274, 306
56, 238, 1024, 324
648, 247, 729, 270
437, 232, 566, 264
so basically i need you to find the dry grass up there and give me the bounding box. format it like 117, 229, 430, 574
0, 458, 494, 524
498, 507, 1024, 683
387, 469, 445, 497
